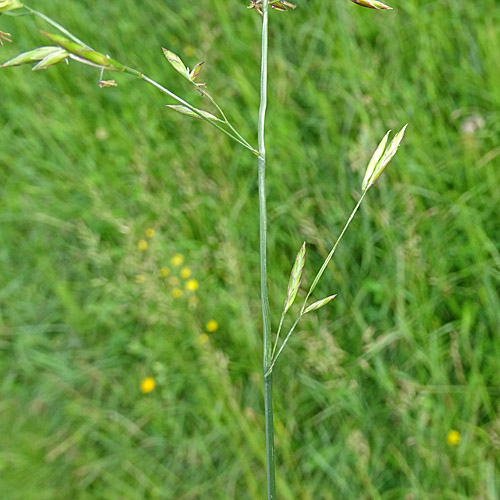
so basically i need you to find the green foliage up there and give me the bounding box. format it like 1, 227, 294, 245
1, 0, 499, 499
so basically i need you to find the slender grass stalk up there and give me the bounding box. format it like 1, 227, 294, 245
257, 1, 276, 499
2, 3, 407, 498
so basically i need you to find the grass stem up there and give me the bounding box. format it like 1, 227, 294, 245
258, 1, 276, 499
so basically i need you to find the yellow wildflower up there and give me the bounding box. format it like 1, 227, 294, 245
135, 274, 145, 284
180, 267, 191, 279
186, 279, 199, 291
140, 377, 155, 393
160, 266, 170, 277
189, 296, 199, 308
172, 288, 183, 298
146, 228, 155, 238
197, 333, 209, 345
138, 239, 148, 251
206, 320, 219, 332
446, 430, 461, 446
169, 276, 180, 287
171, 254, 184, 267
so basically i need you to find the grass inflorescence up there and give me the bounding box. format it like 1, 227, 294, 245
1, 0, 499, 499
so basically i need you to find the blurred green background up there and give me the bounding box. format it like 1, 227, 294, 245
1, 0, 499, 498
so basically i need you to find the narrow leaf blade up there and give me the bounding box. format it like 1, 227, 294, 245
284, 242, 306, 313
303, 294, 337, 314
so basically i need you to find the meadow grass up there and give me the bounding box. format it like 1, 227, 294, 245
1, 0, 500, 498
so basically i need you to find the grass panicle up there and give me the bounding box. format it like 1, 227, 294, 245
0, 2, 412, 499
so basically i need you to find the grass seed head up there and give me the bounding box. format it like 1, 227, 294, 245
189, 61, 204, 82
248, 0, 296, 16
162, 48, 190, 80
0, 0, 23, 13
1, 46, 61, 68
362, 124, 408, 190
351, 0, 393, 10
303, 294, 337, 314
284, 242, 306, 313
40, 31, 126, 71
32, 48, 69, 71
167, 105, 220, 122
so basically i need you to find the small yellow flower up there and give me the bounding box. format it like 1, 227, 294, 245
180, 267, 191, 279
186, 279, 199, 291
171, 254, 184, 267
160, 266, 171, 277
135, 274, 146, 284
140, 377, 155, 393
138, 239, 148, 251
172, 288, 183, 298
146, 228, 155, 238
197, 333, 209, 345
169, 276, 180, 287
189, 296, 199, 308
446, 430, 461, 446
206, 320, 219, 332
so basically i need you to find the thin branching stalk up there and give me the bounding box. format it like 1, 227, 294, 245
189, 81, 256, 152
266, 190, 367, 376
21, 5, 258, 154
258, 0, 276, 499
